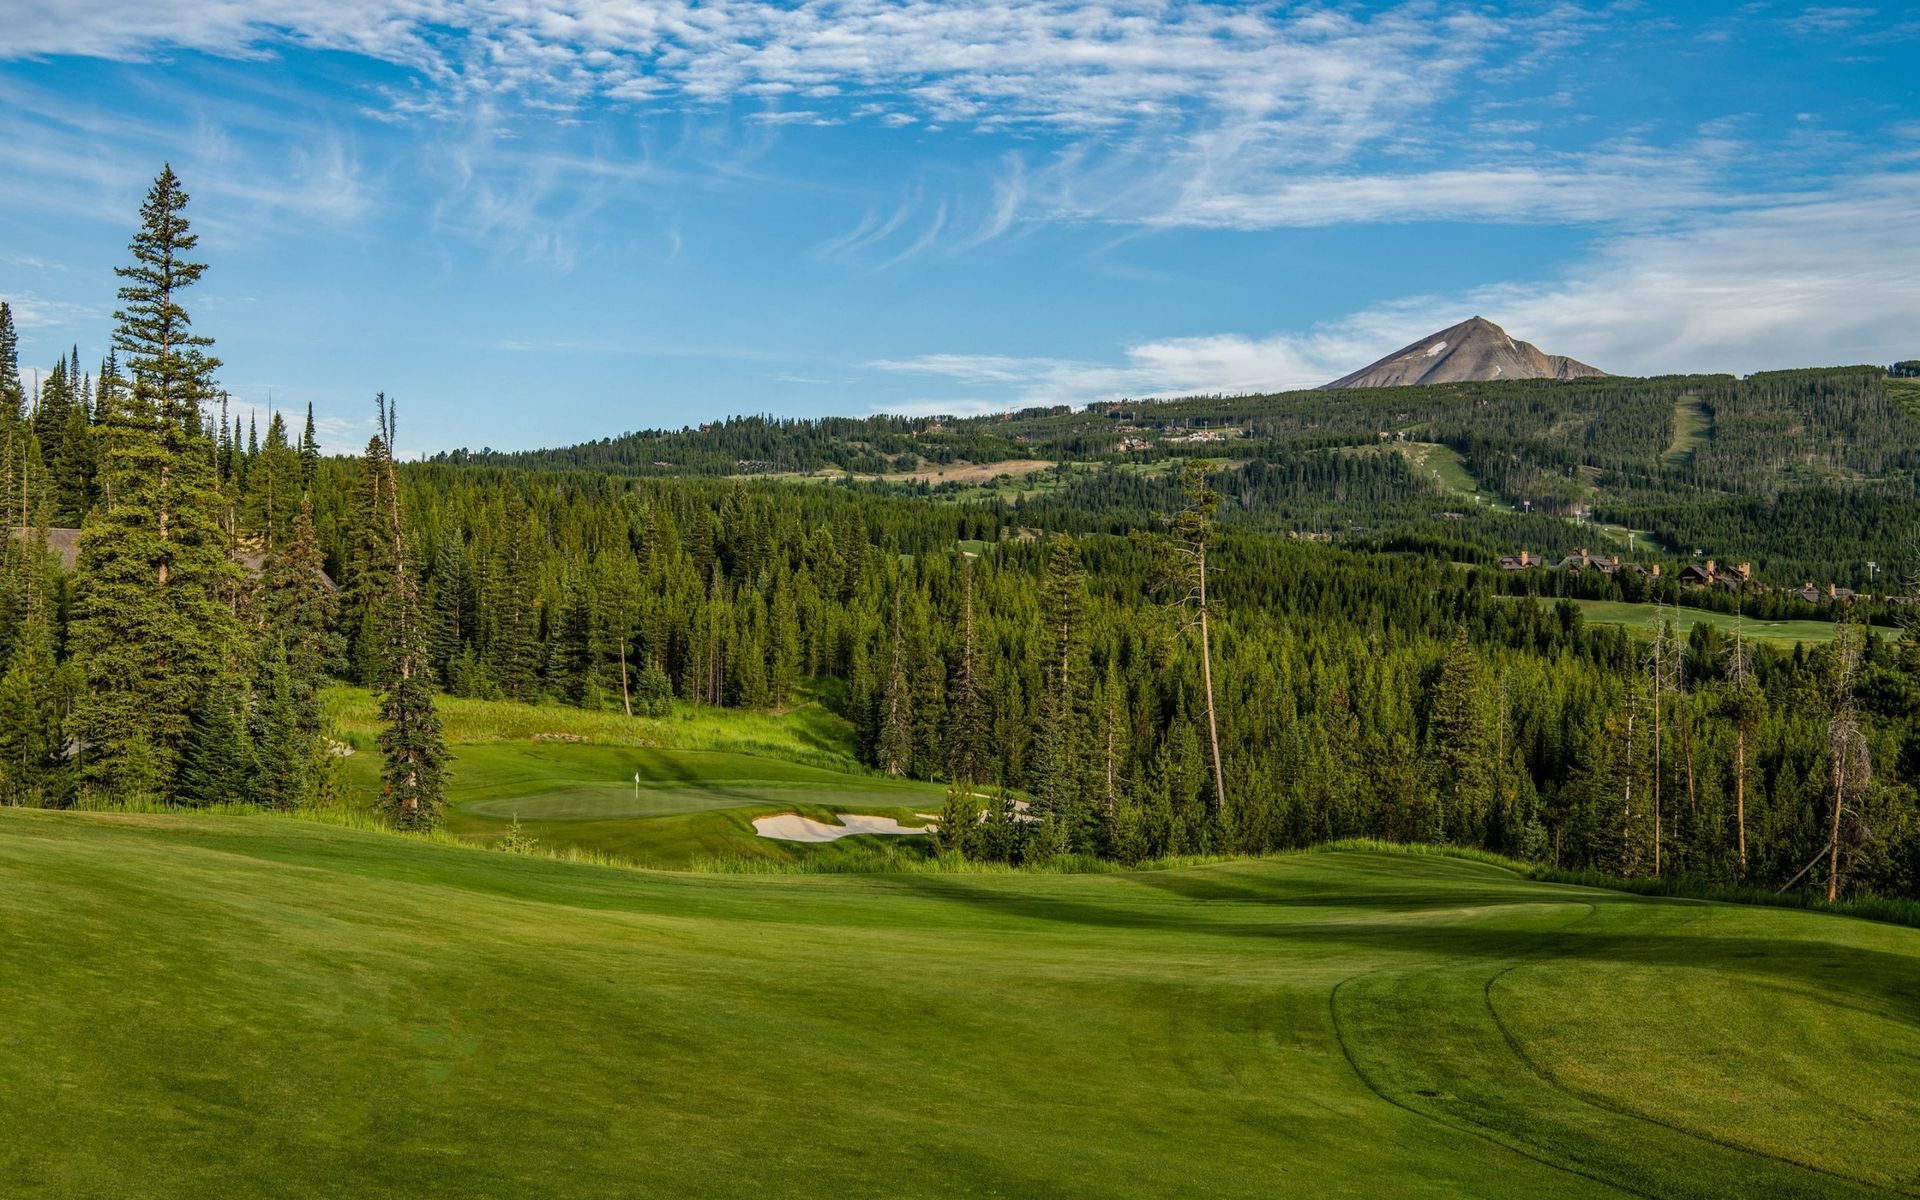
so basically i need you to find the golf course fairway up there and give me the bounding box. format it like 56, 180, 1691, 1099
3, 809, 1917, 1198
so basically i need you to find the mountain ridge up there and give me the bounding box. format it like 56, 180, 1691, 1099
1324, 316, 1606, 389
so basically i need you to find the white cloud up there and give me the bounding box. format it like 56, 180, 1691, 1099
12, 0, 1884, 253
867, 174, 1920, 407
1469, 173, 1920, 374
0, 3, 1558, 164
2, 291, 107, 330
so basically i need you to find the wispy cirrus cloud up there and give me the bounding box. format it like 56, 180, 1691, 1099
0, 1, 1508, 133
12, 0, 1893, 267
1, 3, 1597, 230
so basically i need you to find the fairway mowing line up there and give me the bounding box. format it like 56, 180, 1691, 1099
1325, 969, 1655, 1200
1480, 959, 1920, 1199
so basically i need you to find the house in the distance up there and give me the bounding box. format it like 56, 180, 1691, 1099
1498, 550, 1537, 571
1676, 559, 1754, 591
11, 526, 83, 571
1554, 547, 1620, 575
1789, 581, 1858, 604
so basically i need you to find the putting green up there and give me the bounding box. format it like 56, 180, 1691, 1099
4, 811, 1916, 1199
415, 742, 948, 863
454, 746, 934, 821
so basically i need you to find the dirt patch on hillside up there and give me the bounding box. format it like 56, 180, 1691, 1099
861, 459, 1056, 485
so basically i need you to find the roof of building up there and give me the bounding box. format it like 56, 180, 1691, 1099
11, 527, 337, 591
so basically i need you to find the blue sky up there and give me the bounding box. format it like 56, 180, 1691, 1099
1, 1, 1916, 455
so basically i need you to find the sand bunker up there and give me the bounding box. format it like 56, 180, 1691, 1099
753, 813, 934, 843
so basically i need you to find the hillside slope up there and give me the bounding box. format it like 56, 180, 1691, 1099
4, 810, 1917, 1198
1325, 316, 1606, 388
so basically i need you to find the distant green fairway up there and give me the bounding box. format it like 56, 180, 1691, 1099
1514, 598, 1898, 647
452, 745, 941, 821
3, 810, 1916, 1198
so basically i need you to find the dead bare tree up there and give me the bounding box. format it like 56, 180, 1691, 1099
1645, 606, 1685, 877
1824, 623, 1870, 902
1167, 459, 1227, 822
1726, 611, 1760, 875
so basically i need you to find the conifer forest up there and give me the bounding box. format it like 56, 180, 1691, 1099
4, 167, 1918, 904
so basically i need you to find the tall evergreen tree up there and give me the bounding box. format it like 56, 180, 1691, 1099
55, 380, 96, 521
69, 165, 244, 799
365, 399, 449, 829
876, 587, 913, 775
1427, 629, 1489, 844
260, 497, 340, 730
299, 401, 319, 490
345, 419, 401, 687
1031, 535, 1089, 831
946, 555, 990, 784
244, 410, 300, 549
31, 354, 71, 473
0, 517, 67, 805
484, 500, 541, 700
178, 681, 256, 806
248, 640, 309, 811
0, 301, 21, 425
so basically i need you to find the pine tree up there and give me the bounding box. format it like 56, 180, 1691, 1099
1031, 535, 1089, 831
0, 301, 22, 426
55, 384, 95, 521
299, 402, 319, 491
345, 422, 400, 687
768, 575, 801, 707
0, 611, 64, 804
260, 497, 340, 728
929, 780, 982, 859
426, 534, 473, 681
0, 520, 66, 805
216, 395, 234, 483
485, 501, 542, 700
88, 352, 122, 504
1427, 629, 1489, 844
946, 555, 990, 784
178, 680, 256, 806
70, 164, 244, 799
556, 569, 606, 708
243, 410, 300, 549
876, 587, 913, 775
365, 398, 449, 829
248, 640, 308, 810
31, 355, 71, 477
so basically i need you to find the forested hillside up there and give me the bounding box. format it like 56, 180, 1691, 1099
3, 168, 1918, 904
458, 364, 1920, 589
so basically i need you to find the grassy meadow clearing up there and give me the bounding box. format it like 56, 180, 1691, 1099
2, 811, 1916, 1199
1504, 596, 1899, 648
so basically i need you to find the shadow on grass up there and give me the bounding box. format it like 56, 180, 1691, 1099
879, 873, 1920, 1025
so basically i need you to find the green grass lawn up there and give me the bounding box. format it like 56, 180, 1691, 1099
326, 689, 949, 866
3, 810, 1916, 1198
1559, 598, 1897, 647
